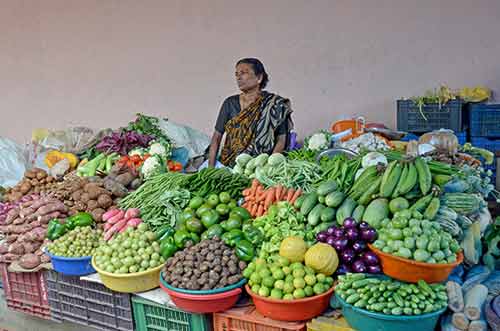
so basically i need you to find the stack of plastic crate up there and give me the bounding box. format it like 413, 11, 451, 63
469, 103, 500, 185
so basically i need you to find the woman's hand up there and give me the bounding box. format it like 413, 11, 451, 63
208, 131, 223, 167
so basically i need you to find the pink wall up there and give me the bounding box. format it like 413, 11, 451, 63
1, 0, 500, 143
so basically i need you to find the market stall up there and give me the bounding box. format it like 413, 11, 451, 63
1, 97, 499, 331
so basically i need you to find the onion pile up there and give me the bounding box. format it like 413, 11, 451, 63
316, 217, 381, 274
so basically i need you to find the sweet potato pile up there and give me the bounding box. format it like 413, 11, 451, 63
0, 197, 69, 268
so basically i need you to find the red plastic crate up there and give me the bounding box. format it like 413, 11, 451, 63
213, 306, 306, 331
0, 263, 51, 319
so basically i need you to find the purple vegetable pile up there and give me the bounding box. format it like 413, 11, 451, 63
316, 217, 381, 275
96, 130, 153, 155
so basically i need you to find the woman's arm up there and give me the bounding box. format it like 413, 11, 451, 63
272, 134, 287, 154
208, 131, 223, 167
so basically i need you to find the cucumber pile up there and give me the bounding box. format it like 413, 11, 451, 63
336, 273, 448, 316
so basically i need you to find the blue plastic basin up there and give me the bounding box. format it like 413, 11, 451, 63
160, 271, 246, 295
336, 294, 445, 331
45, 251, 95, 276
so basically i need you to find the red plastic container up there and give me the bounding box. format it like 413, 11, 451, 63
214, 305, 307, 331
0, 263, 51, 319
245, 285, 334, 321
159, 280, 242, 313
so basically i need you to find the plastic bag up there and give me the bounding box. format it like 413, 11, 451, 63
32, 126, 111, 155
0, 137, 29, 188
155, 120, 210, 159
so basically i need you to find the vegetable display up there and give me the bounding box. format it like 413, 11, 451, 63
47, 226, 102, 257
242, 179, 302, 218
162, 237, 246, 290
316, 219, 380, 274
93, 223, 165, 274
336, 273, 448, 315
244, 255, 334, 300
372, 209, 461, 264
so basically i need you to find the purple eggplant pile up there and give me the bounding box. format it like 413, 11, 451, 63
316, 217, 381, 274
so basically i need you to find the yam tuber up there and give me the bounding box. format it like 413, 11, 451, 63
447, 281, 465, 312
452, 312, 470, 330
464, 285, 488, 321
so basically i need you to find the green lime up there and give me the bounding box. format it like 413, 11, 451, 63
262, 276, 275, 288
304, 266, 316, 275
292, 268, 306, 278
285, 274, 294, 283
255, 258, 267, 271
283, 282, 295, 294
290, 262, 303, 270
278, 256, 290, 267
313, 283, 326, 295
324, 276, 334, 286
272, 269, 285, 280
293, 278, 306, 289
258, 286, 270, 297
242, 267, 253, 279
270, 288, 283, 300
316, 273, 326, 283
247, 261, 256, 271
270, 265, 280, 274
282, 266, 291, 275
259, 268, 271, 279
293, 288, 306, 299
304, 285, 314, 297
251, 284, 261, 293
274, 280, 285, 290
304, 274, 317, 286
283, 294, 294, 300
250, 272, 262, 284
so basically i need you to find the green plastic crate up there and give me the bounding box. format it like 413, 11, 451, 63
131, 295, 212, 331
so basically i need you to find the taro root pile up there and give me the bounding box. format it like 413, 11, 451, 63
162, 237, 246, 291
0, 196, 68, 268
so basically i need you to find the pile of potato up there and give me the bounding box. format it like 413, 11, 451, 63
4, 168, 55, 202
0, 196, 68, 269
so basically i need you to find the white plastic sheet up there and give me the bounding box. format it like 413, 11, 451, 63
0, 137, 29, 187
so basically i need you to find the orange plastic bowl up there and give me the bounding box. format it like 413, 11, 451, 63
245, 284, 334, 321
159, 280, 242, 313
368, 244, 463, 283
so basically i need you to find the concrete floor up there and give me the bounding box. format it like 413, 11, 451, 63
0, 289, 99, 331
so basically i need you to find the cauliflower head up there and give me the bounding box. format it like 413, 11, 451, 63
306, 132, 330, 151
141, 155, 165, 179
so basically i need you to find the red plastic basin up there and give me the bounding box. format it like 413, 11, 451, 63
245, 284, 334, 321
159, 280, 241, 313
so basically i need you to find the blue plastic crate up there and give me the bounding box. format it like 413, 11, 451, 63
470, 137, 499, 182
400, 131, 467, 145
470, 103, 500, 138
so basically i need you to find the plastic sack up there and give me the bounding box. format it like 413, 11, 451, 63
155, 120, 210, 159
32, 127, 111, 155
0, 137, 29, 188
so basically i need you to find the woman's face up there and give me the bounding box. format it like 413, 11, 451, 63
235, 63, 261, 92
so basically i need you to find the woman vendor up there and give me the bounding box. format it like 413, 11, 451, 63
207, 58, 293, 167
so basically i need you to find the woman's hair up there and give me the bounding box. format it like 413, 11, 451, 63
236, 58, 269, 89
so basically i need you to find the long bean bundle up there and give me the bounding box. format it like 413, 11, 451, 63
256, 160, 322, 193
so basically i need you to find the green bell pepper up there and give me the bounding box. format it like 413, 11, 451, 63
47, 219, 67, 241
242, 224, 264, 246
160, 236, 177, 259
220, 217, 242, 232
156, 225, 175, 241
221, 229, 245, 247
174, 230, 192, 249
66, 212, 94, 230
235, 240, 255, 262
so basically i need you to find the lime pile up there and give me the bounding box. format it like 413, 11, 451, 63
243, 256, 334, 300
47, 226, 102, 257
94, 223, 165, 274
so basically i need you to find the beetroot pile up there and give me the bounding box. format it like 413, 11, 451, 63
316, 217, 381, 275
0, 196, 69, 269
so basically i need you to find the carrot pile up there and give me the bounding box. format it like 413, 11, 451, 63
241, 179, 302, 218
